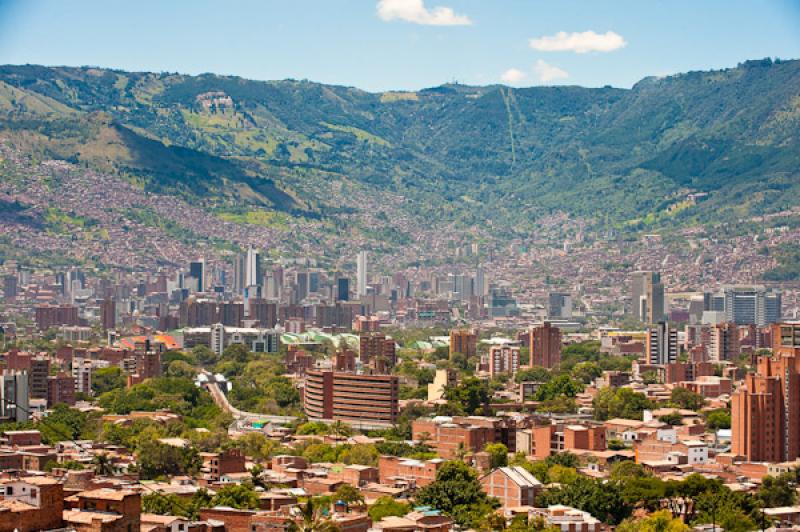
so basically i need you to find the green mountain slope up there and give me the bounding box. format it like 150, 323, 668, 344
0, 59, 798, 236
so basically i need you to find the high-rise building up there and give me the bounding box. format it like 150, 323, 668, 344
732, 323, 800, 462
630, 271, 665, 324
35, 305, 79, 331
359, 333, 397, 368
548, 292, 573, 319
715, 286, 782, 326
245, 247, 261, 289
357, 251, 368, 297
450, 329, 478, 359
233, 253, 246, 294
304, 370, 399, 425
530, 322, 562, 368
488, 345, 520, 376
248, 299, 278, 328
647, 322, 678, 365
2, 275, 17, 300
101, 298, 116, 331
218, 302, 244, 327
189, 260, 205, 293
475, 265, 487, 297
336, 277, 350, 301
708, 322, 740, 362
0, 371, 29, 422
29, 357, 50, 400
47, 373, 76, 407
296, 271, 309, 301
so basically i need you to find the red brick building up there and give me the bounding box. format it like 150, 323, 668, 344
450, 329, 477, 359
304, 370, 399, 425
480, 466, 543, 509
529, 322, 561, 368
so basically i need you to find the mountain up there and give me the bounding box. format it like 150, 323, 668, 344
0, 59, 799, 244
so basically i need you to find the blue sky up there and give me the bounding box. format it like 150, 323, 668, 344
0, 0, 798, 92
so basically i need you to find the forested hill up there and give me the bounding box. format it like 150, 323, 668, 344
0, 58, 798, 233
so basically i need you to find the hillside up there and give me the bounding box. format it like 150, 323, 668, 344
0, 59, 799, 243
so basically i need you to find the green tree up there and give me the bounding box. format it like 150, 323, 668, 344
415, 461, 499, 528
538, 476, 630, 524
485, 443, 509, 469
670, 387, 705, 411
334, 484, 365, 508
142, 492, 185, 515
444, 377, 490, 416
515, 366, 552, 384
211, 483, 260, 510
368, 496, 411, 522
757, 474, 797, 508
92, 367, 127, 395
287, 499, 341, 532
533, 375, 583, 402
616, 510, 689, 532
706, 409, 731, 430
658, 411, 684, 426
137, 441, 200, 480
593, 388, 653, 421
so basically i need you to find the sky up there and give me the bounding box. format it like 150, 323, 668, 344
0, 0, 798, 92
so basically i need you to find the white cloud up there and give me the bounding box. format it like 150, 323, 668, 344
529, 30, 627, 54
377, 0, 472, 26
501, 68, 526, 84
533, 60, 568, 83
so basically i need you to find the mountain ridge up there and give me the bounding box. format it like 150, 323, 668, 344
0, 58, 799, 244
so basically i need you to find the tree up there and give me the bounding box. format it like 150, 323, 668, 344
142, 492, 185, 515
211, 483, 260, 510
538, 476, 630, 525
287, 499, 341, 532
610, 461, 650, 481
137, 441, 200, 480
757, 474, 797, 508
571, 362, 602, 384
545, 452, 579, 469
485, 443, 509, 469
593, 388, 653, 421
444, 377, 490, 416
670, 388, 705, 411
415, 461, 499, 528
658, 411, 684, 426
515, 366, 552, 384
533, 375, 583, 402
92, 367, 126, 395
340, 444, 379, 466
706, 409, 731, 430
616, 510, 689, 532
334, 484, 365, 509
167, 360, 196, 379
92, 453, 116, 476
368, 496, 411, 522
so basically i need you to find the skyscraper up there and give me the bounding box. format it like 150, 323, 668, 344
336, 277, 350, 301
630, 271, 665, 324
718, 286, 782, 326
647, 322, 678, 365
530, 322, 562, 368
357, 251, 368, 297
189, 259, 205, 293
101, 298, 116, 331
233, 253, 246, 295
245, 247, 261, 289
732, 323, 800, 462
548, 292, 573, 319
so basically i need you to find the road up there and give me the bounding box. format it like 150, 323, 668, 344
200, 373, 395, 431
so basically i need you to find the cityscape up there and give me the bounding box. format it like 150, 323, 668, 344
1, 1, 800, 532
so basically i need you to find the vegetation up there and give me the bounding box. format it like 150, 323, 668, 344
415, 461, 499, 528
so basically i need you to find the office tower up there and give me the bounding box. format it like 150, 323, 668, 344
304, 370, 399, 425
449, 329, 477, 359
548, 292, 573, 319
713, 286, 782, 326
249, 299, 278, 328
488, 345, 520, 376
647, 322, 678, 365
218, 302, 244, 327
708, 322, 740, 362
189, 260, 205, 293
530, 322, 562, 368
29, 357, 50, 400
35, 305, 79, 331
309, 271, 320, 293
359, 333, 397, 368
731, 323, 800, 462
101, 298, 116, 331
2, 275, 17, 299
630, 271, 665, 324
475, 265, 487, 297
233, 253, 246, 294
0, 371, 29, 422
357, 251, 368, 297
336, 277, 350, 301
296, 271, 309, 301
245, 247, 261, 289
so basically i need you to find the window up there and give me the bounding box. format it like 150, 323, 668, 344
5, 487, 12, 495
